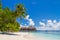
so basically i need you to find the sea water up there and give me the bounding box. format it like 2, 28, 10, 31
31, 31, 60, 40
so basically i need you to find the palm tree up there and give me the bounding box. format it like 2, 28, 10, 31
0, 0, 2, 9
15, 4, 27, 19
0, 0, 3, 14
0, 1, 28, 32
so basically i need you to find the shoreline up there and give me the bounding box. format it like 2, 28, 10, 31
0, 32, 49, 40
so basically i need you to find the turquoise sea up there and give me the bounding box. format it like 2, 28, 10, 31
31, 31, 60, 40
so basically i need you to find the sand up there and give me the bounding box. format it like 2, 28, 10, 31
0, 32, 49, 40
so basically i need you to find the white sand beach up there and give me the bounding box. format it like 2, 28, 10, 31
0, 32, 49, 40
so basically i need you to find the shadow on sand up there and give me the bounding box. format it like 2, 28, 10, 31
0, 32, 18, 36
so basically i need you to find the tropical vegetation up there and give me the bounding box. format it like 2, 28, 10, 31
0, 0, 27, 32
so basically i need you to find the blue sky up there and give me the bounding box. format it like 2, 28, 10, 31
2, 0, 60, 27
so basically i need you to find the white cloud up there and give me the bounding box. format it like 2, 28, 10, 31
53, 20, 57, 23
28, 19, 32, 22
20, 24, 28, 27
47, 20, 52, 23
25, 15, 29, 20
28, 19, 35, 26
38, 20, 60, 30
39, 22, 45, 27
24, 16, 60, 30
25, 15, 35, 26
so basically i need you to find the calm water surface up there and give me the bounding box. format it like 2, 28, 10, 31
31, 31, 60, 40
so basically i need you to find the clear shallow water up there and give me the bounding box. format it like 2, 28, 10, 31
31, 31, 60, 40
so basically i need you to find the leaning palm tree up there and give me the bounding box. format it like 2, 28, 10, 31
0, 0, 3, 14
15, 4, 27, 19
0, 0, 28, 32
